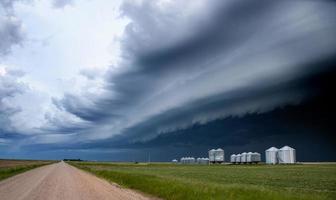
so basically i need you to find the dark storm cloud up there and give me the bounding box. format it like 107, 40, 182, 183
52, 0, 336, 142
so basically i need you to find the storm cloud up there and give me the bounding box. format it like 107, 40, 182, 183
53, 0, 336, 142
1, 0, 336, 161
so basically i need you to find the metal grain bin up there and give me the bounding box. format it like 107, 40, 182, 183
209, 149, 216, 163
214, 148, 225, 163
246, 152, 253, 163
252, 152, 261, 163
190, 157, 195, 164
265, 147, 279, 164
278, 146, 296, 164
241, 152, 247, 163
236, 154, 241, 164
230, 154, 237, 163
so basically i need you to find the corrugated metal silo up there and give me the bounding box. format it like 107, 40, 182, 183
215, 148, 225, 163
246, 152, 253, 163
265, 147, 279, 164
230, 154, 236, 163
278, 146, 296, 164
236, 154, 241, 164
241, 152, 247, 163
190, 157, 195, 164
209, 149, 216, 163
252, 152, 261, 163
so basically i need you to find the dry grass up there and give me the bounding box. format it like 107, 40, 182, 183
0, 159, 54, 181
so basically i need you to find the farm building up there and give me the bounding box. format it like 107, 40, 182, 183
231, 152, 261, 164
278, 146, 296, 164
197, 158, 210, 164
265, 147, 279, 164
246, 152, 261, 163
230, 154, 236, 163
209, 148, 225, 163
236, 154, 242, 164
241, 152, 247, 164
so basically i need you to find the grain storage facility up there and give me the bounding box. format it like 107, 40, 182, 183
172, 159, 178, 164
265, 147, 279, 164
209, 148, 224, 163
230, 154, 236, 163
241, 152, 247, 164
214, 148, 225, 163
252, 152, 261, 163
278, 146, 296, 164
197, 158, 209, 164
236, 154, 241, 164
209, 149, 216, 163
246, 152, 253, 163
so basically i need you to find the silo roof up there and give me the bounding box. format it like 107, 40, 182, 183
280, 146, 294, 150
266, 147, 279, 151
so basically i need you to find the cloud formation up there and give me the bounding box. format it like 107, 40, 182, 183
52, 0, 336, 144
0, 0, 336, 160
0, 68, 25, 134
0, 0, 25, 56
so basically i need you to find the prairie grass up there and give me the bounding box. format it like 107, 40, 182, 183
71, 162, 336, 200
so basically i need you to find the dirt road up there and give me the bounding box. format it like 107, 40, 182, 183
0, 161, 153, 200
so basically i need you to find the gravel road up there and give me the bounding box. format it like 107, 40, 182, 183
0, 161, 153, 200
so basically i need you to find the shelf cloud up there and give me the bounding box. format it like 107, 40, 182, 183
0, 0, 335, 161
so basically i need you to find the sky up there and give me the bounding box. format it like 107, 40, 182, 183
0, 0, 336, 161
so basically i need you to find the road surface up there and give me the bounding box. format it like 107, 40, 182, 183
0, 161, 153, 200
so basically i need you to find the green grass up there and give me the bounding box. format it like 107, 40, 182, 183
0, 160, 53, 181
70, 162, 336, 200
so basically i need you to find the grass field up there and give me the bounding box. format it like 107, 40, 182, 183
0, 159, 54, 181
70, 162, 336, 200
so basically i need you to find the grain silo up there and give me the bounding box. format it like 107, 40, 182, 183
252, 152, 261, 163
209, 149, 216, 163
172, 159, 178, 164
185, 157, 190, 164
278, 146, 296, 164
246, 152, 253, 163
265, 147, 279, 164
241, 152, 247, 164
215, 148, 225, 163
230, 154, 236, 164
190, 157, 195, 164
236, 154, 241, 164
